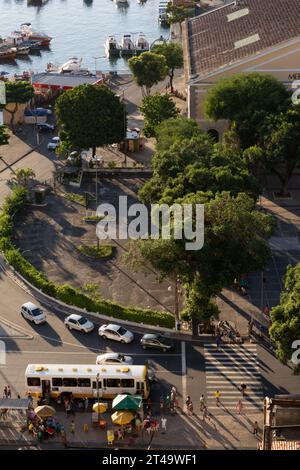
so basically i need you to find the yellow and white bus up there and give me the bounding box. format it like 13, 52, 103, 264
25, 363, 150, 400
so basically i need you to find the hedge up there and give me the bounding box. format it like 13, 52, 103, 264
0, 188, 175, 329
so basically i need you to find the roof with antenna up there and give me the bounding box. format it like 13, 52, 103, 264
185, 0, 300, 78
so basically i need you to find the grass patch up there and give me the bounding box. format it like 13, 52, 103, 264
79, 244, 113, 259
83, 215, 104, 223
61, 191, 85, 205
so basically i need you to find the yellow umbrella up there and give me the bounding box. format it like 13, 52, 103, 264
93, 402, 107, 414
111, 410, 135, 426
34, 405, 56, 418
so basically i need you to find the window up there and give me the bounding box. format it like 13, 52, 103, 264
68, 319, 77, 324
136, 381, 144, 390
121, 379, 134, 388
27, 377, 41, 387
104, 378, 121, 388
62, 378, 78, 387
52, 378, 63, 387
78, 378, 91, 387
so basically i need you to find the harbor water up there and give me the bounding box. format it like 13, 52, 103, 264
0, 0, 169, 74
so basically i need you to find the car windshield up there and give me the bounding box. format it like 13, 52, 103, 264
78, 317, 88, 325
31, 308, 42, 317
157, 335, 172, 345
117, 327, 127, 336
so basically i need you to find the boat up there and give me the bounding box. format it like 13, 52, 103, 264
6, 31, 42, 50
135, 33, 149, 54
0, 46, 17, 61
46, 58, 90, 75
158, 1, 170, 25
114, 0, 129, 5
20, 23, 52, 46
104, 36, 121, 57
16, 46, 30, 56
120, 34, 135, 56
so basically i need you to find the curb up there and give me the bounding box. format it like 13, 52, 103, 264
0, 254, 205, 341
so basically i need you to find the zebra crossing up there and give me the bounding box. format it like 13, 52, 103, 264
204, 343, 264, 414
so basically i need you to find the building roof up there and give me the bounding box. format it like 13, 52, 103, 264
32, 72, 102, 90
186, 0, 300, 79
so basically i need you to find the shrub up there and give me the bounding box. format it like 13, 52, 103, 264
0, 214, 13, 238
78, 244, 114, 258
1, 186, 28, 216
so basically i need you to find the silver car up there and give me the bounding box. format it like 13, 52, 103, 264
98, 324, 134, 344
96, 353, 133, 365
64, 314, 94, 333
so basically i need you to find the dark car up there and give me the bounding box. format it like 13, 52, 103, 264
37, 123, 56, 132
140, 333, 174, 352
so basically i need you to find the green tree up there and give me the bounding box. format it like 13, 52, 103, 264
269, 263, 300, 370
128, 52, 168, 97
204, 73, 290, 149
155, 116, 203, 152
140, 93, 179, 137
5, 81, 34, 129
139, 136, 260, 204
245, 105, 300, 196
10, 168, 35, 188
166, 4, 191, 36
0, 125, 9, 146
55, 84, 125, 157
151, 42, 183, 93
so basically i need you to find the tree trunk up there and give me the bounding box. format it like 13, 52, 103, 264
169, 70, 174, 94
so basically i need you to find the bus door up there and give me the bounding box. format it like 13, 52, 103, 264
42, 379, 51, 397
136, 381, 145, 397
93, 380, 102, 398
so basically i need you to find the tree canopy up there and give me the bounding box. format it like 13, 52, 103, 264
244, 104, 300, 196
55, 84, 125, 156
151, 42, 183, 93
4, 81, 34, 128
128, 52, 168, 96
269, 263, 300, 369
204, 73, 290, 149
140, 93, 179, 137
155, 116, 204, 152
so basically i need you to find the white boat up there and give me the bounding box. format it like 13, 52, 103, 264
20, 23, 52, 46
135, 33, 149, 54
46, 58, 90, 75
104, 36, 121, 57
120, 34, 135, 56
158, 1, 169, 25
16, 46, 30, 55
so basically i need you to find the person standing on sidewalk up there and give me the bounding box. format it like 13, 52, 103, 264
161, 416, 167, 434
253, 421, 259, 436
199, 394, 206, 412
240, 383, 247, 397
3, 386, 8, 399
236, 399, 243, 414
215, 390, 221, 407
70, 419, 75, 434
7, 386, 11, 398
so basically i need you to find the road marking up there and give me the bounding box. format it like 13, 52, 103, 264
181, 341, 187, 405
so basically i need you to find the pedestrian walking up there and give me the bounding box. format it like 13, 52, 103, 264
159, 396, 164, 413
248, 318, 254, 337
187, 401, 193, 415
263, 304, 270, 317
27, 392, 33, 408
199, 394, 206, 412
84, 397, 89, 412
236, 399, 243, 414
65, 400, 72, 417
214, 390, 221, 407
70, 419, 75, 434
202, 405, 209, 422
17, 394, 21, 400
7, 386, 11, 399
240, 383, 247, 397
3, 386, 7, 399
253, 421, 259, 436
161, 416, 167, 434
216, 335, 221, 349
185, 395, 191, 412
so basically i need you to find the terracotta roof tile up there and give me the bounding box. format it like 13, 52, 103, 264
187, 0, 300, 77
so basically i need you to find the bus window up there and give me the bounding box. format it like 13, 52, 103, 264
52, 378, 63, 387
27, 377, 41, 387
121, 379, 134, 388
62, 378, 78, 387
78, 378, 91, 387
92, 381, 101, 389
106, 378, 121, 388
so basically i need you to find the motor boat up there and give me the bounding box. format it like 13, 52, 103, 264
0, 46, 17, 61
120, 34, 135, 56
46, 58, 90, 75
135, 33, 149, 54
104, 36, 121, 57
20, 23, 52, 46
158, 1, 169, 25
16, 46, 30, 56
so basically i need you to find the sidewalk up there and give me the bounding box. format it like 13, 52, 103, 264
0, 407, 262, 450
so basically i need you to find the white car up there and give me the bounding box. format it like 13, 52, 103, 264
47, 136, 60, 150
21, 302, 46, 325
96, 352, 133, 365
64, 314, 94, 333
98, 324, 134, 344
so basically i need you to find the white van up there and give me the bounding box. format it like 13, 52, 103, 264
21, 302, 46, 325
